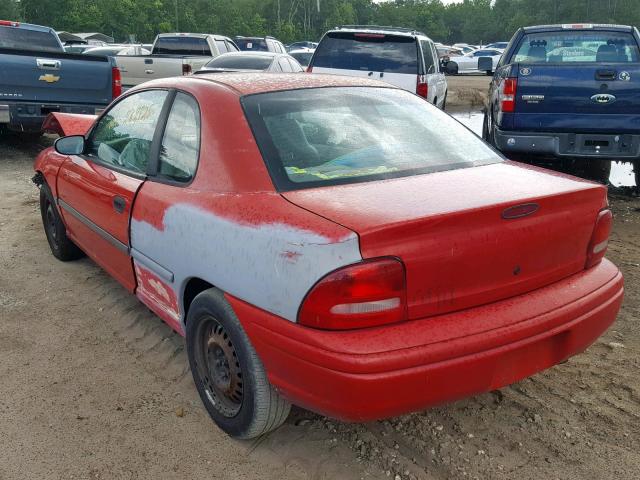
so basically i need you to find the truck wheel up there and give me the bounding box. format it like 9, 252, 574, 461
441, 92, 447, 111
634, 161, 640, 192
186, 288, 291, 439
584, 159, 611, 184
482, 110, 495, 145
39, 183, 85, 261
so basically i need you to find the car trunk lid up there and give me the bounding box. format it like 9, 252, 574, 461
282, 162, 607, 320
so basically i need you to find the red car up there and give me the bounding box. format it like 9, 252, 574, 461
34, 73, 623, 439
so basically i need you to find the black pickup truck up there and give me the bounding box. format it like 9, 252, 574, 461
482, 23, 640, 185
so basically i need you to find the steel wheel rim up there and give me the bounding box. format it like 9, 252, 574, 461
194, 315, 243, 418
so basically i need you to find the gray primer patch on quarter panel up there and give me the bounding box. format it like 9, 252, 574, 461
131, 204, 362, 322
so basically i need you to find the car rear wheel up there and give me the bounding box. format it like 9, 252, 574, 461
186, 288, 291, 439
39, 183, 85, 261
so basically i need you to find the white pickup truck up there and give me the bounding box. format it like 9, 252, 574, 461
115, 33, 240, 89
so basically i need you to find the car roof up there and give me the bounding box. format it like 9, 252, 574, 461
522, 24, 633, 33
327, 25, 433, 41
181, 72, 395, 96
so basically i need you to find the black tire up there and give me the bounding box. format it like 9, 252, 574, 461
39, 182, 85, 261
482, 110, 495, 145
583, 159, 611, 184
186, 288, 291, 439
633, 161, 640, 192
441, 91, 447, 111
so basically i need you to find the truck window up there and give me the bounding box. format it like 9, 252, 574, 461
215, 40, 228, 54
158, 92, 200, 182
512, 31, 640, 64
0, 25, 61, 52
236, 38, 268, 51
88, 90, 168, 174
313, 32, 418, 74
153, 37, 210, 55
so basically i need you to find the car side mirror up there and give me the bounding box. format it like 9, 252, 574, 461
445, 62, 458, 74
478, 56, 493, 72
54, 135, 86, 155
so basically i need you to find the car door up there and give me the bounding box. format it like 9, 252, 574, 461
430, 42, 447, 103
56, 89, 170, 292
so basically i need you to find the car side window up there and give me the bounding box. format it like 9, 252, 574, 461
158, 92, 201, 182
226, 41, 239, 52
278, 57, 292, 72
421, 40, 435, 74
88, 90, 168, 175
215, 39, 228, 54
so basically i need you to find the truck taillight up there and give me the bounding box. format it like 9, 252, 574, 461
182, 63, 192, 75
586, 209, 613, 269
0, 20, 19, 27
500, 77, 517, 112
299, 258, 407, 330
112, 67, 122, 99
416, 75, 429, 99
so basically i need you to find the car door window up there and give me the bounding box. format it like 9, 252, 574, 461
278, 57, 292, 72
215, 39, 228, 54
88, 90, 168, 175
421, 40, 435, 74
158, 92, 201, 182
226, 40, 239, 52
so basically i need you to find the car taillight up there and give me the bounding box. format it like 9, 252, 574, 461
500, 77, 517, 112
0, 20, 19, 27
182, 63, 192, 75
416, 75, 429, 99
112, 67, 122, 99
306, 65, 313, 73
586, 209, 613, 269
299, 258, 407, 330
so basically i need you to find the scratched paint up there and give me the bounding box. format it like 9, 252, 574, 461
130, 203, 362, 323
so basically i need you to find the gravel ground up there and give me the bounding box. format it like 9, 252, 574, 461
0, 75, 638, 479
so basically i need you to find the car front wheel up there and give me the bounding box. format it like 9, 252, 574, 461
39, 182, 85, 261
186, 288, 291, 439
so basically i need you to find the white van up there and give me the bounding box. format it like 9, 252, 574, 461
308, 26, 447, 109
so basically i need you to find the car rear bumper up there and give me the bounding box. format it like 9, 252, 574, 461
495, 128, 640, 160
228, 259, 623, 422
0, 102, 104, 133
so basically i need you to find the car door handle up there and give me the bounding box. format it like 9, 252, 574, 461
145, 69, 154, 74
113, 196, 126, 214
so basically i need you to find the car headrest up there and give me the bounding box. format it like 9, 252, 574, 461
596, 44, 618, 62
527, 45, 547, 62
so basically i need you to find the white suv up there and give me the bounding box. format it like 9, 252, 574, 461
308, 25, 447, 109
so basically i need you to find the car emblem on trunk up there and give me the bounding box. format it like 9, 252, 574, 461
591, 93, 616, 104
39, 74, 60, 83
619, 71, 631, 81
520, 67, 532, 76
502, 203, 539, 219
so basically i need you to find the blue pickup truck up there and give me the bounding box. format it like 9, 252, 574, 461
0, 20, 119, 135
482, 24, 640, 184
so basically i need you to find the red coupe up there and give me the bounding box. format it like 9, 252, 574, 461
34, 73, 623, 439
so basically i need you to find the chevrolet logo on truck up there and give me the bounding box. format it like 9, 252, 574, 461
591, 93, 616, 104
39, 74, 60, 83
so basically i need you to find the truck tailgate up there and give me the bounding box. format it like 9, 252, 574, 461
511, 64, 640, 133
0, 48, 113, 105
117, 55, 192, 88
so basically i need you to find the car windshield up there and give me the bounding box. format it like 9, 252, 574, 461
206, 54, 273, 70
235, 38, 268, 51
242, 87, 500, 191
290, 51, 313, 66
0, 25, 61, 52
313, 32, 418, 73
153, 36, 209, 55
513, 30, 640, 63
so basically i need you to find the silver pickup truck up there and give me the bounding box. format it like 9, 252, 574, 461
115, 33, 240, 89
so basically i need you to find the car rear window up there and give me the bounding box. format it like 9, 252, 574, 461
312, 32, 418, 73
512, 30, 640, 63
235, 38, 268, 51
206, 54, 273, 70
0, 25, 61, 52
242, 87, 500, 191
153, 37, 210, 55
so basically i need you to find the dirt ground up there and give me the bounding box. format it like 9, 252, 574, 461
1, 75, 639, 480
